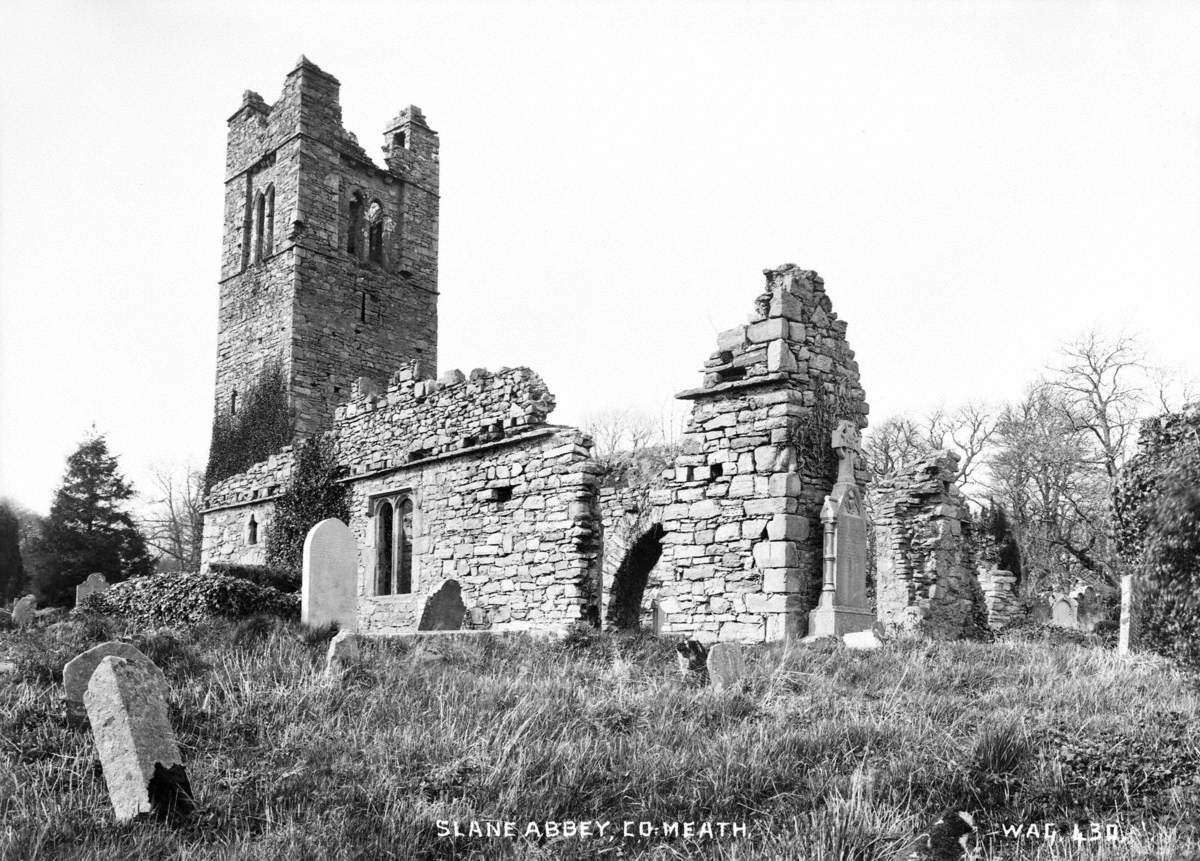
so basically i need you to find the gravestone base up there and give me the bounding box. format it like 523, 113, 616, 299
805, 599, 875, 640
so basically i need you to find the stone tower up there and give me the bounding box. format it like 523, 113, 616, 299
214, 57, 439, 440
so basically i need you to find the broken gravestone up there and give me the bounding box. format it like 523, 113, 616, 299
325, 630, 359, 675
84, 655, 194, 823
302, 518, 359, 630
64, 642, 168, 716
675, 640, 709, 685
75, 573, 110, 607
417, 579, 466, 631
706, 642, 745, 691
842, 629, 883, 650
12, 595, 35, 627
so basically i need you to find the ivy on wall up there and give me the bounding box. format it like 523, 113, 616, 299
204, 361, 291, 490
265, 435, 350, 580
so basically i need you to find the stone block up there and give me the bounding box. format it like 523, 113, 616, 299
767, 472, 802, 497
753, 541, 798, 568
325, 630, 359, 674
766, 513, 808, 541
746, 318, 788, 344
767, 340, 797, 372
84, 656, 193, 823
12, 595, 34, 627
418, 580, 466, 630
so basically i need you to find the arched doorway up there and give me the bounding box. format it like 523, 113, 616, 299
605, 523, 665, 630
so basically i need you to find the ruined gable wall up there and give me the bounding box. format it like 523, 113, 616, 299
874, 451, 985, 638
651, 265, 868, 643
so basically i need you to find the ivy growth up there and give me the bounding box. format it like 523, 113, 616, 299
265, 435, 350, 582
204, 361, 291, 490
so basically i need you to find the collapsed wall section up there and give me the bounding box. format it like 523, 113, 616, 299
874, 451, 985, 639
651, 265, 868, 643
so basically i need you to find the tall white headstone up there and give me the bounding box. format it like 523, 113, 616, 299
302, 518, 359, 630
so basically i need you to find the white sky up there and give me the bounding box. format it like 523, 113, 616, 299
1, 0, 1198, 515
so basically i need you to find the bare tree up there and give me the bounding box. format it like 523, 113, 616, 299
581, 408, 661, 462
924, 402, 997, 495
139, 463, 205, 572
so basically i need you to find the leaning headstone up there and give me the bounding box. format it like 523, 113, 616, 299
84, 655, 194, 823
1119, 574, 1142, 656
675, 640, 709, 685
64, 642, 167, 716
706, 642, 745, 691
417, 579, 466, 631
75, 573, 110, 607
12, 595, 35, 627
302, 518, 359, 630
325, 630, 359, 675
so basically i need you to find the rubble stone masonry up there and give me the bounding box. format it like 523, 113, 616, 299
648, 265, 869, 643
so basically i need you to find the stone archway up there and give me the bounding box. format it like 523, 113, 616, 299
605, 523, 665, 630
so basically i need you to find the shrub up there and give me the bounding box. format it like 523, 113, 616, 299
87, 571, 298, 630
265, 436, 349, 578
207, 561, 297, 593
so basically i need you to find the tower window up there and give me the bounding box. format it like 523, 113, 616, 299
247, 515, 258, 545
393, 131, 406, 149
230, 389, 238, 415
348, 192, 364, 256
367, 199, 384, 264
360, 292, 367, 323
253, 192, 266, 263
264, 185, 275, 257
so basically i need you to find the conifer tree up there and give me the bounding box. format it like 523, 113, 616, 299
29, 431, 153, 605
0, 500, 26, 604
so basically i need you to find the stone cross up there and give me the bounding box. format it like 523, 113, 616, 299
64, 642, 168, 716
76, 573, 110, 607
11, 595, 35, 627
84, 655, 193, 823
806, 421, 874, 639
301, 518, 359, 630
706, 642, 745, 691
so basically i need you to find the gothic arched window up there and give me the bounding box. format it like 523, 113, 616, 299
253, 192, 266, 263
263, 185, 275, 257
348, 192, 364, 257
367, 199, 384, 264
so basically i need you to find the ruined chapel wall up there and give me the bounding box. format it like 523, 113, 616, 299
346, 428, 603, 635
652, 265, 868, 643
201, 448, 296, 566
874, 451, 983, 638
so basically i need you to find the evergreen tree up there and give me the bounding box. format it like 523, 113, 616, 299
29, 431, 154, 605
266, 435, 349, 582
0, 500, 26, 603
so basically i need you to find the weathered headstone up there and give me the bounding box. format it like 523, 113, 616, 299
84, 655, 194, 823
301, 518, 359, 630
1119, 574, 1142, 656
706, 642, 745, 690
417, 579, 466, 631
75, 573, 110, 607
1074, 586, 1106, 633
675, 639, 709, 685
64, 642, 168, 715
12, 595, 35, 627
843, 629, 882, 650
1051, 597, 1075, 629
807, 421, 875, 639
325, 630, 359, 674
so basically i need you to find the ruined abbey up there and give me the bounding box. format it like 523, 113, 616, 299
200, 59, 1007, 643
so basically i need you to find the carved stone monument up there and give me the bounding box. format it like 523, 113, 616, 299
301, 518, 359, 630
806, 421, 875, 638
75, 573, 110, 607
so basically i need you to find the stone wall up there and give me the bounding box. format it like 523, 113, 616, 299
874, 451, 984, 639
650, 265, 869, 643
201, 448, 296, 566
976, 567, 1020, 630
215, 58, 439, 443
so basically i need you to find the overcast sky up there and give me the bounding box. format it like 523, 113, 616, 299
1, 0, 1198, 515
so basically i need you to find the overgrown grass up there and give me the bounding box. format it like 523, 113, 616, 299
1, 619, 1198, 860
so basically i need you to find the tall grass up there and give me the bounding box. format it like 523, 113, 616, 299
1, 618, 1197, 860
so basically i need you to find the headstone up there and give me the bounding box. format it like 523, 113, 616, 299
417, 579, 466, 631
75, 573, 110, 606
12, 595, 35, 627
64, 642, 168, 715
675, 640, 709, 685
325, 630, 359, 674
1119, 574, 1142, 656
706, 642, 745, 690
1051, 597, 1075, 628
807, 421, 875, 638
301, 518, 359, 630
84, 656, 194, 823
1074, 586, 1106, 633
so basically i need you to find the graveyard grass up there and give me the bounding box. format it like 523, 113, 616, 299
2, 619, 1199, 860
